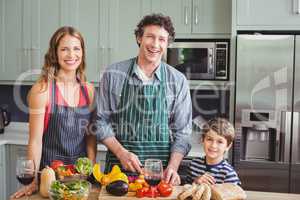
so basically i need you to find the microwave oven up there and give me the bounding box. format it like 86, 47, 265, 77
164, 41, 229, 80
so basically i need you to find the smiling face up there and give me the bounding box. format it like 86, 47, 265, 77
202, 130, 232, 165
57, 34, 83, 73
137, 25, 169, 67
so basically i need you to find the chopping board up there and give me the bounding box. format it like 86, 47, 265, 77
98, 186, 183, 200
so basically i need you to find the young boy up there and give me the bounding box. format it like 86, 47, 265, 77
186, 118, 241, 185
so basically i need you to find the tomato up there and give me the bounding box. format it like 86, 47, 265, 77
157, 180, 173, 197
50, 160, 64, 170
136, 187, 149, 198
144, 186, 160, 198
65, 164, 76, 174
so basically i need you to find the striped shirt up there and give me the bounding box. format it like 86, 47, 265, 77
186, 156, 241, 185
93, 58, 192, 156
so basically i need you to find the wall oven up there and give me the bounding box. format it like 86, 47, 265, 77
164, 40, 229, 80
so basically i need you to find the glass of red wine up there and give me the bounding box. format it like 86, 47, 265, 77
16, 157, 35, 200
144, 159, 163, 198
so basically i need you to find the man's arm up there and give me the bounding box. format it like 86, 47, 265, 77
91, 68, 142, 173
165, 76, 192, 185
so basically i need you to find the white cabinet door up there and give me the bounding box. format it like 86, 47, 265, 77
0, 0, 62, 81
68, 0, 105, 82
151, 0, 192, 35
193, 0, 231, 34
0, 145, 6, 200
237, 0, 300, 28
0, 0, 28, 80
110, 0, 145, 63
6, 145, 27, 199
30, 0, 61, 80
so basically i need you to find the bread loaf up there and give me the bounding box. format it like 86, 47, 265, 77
211, 183, 246, 200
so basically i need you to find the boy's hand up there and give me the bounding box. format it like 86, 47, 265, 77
194, 172, 216, 185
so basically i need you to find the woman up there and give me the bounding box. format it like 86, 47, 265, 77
12, 26, 96, 198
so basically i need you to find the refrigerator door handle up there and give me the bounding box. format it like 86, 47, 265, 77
292, 112, 299, 164
281, 111, 292, 163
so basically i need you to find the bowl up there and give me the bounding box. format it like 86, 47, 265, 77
49, 179, 91, 200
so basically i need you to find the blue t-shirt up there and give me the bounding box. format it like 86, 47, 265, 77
186, 156, 241, 185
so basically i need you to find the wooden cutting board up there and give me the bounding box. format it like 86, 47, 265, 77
98, 186, 183, 200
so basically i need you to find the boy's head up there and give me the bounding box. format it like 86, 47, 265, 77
201, 118, 235, 146
200, 118, 235, 163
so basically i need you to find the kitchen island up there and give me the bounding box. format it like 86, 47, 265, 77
17, 186, 300, 200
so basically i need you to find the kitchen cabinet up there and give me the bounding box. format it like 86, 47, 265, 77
0, 145, 6, 200
150, 0, 231, 36
0, 0, 62, 81
236, 0, 300, 29
60, 0, 148, 82
5, 144, 27, 199
66, 0, 107, 82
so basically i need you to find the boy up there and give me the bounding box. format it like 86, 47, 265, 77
186, 118, 241, 185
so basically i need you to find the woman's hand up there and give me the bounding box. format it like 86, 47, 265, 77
194, 172, 216, 185
10, 179, 38, 199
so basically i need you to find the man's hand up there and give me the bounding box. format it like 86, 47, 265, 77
163, 166, 181, 186
117, 149, 142, 173
194, 172, 216, 185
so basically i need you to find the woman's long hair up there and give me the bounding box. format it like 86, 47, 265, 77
39, 26, 87, 85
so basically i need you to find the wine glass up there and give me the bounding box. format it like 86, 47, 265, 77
144, 159, 163, 197
16, 157, 35, 200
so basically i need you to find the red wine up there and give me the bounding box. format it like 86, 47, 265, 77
145, 177, 161, 186
16, 174, 34, 185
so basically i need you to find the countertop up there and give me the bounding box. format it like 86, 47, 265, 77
0, 122, 203, 156
17, 186, 300, 200
0, 122, 108, 151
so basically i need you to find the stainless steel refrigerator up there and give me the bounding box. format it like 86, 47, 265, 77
234, 34, 300, 193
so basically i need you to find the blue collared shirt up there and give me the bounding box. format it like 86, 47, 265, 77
93, 58, 192, 156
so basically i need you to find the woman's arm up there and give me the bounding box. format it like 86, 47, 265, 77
86, 82, 97, 163
27, 81, 48, 173
12, 81, 48, 199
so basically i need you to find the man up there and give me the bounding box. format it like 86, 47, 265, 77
93, 13, 192, 185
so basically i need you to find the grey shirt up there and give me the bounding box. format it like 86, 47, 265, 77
93, 58, 192, 156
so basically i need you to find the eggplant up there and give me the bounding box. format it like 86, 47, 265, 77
106, 180, 128, 196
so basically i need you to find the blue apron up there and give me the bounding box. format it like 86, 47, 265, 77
40, 80, 91, 170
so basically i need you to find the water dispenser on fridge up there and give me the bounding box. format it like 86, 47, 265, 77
240, 109, 278, 161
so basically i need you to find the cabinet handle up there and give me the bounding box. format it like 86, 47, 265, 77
98, 45, 105, 68
108, 47, 113, 65
293, 0, 300, 14
194, 6, 199, 25
184, 6, 188, 25
292, 112, 300, 164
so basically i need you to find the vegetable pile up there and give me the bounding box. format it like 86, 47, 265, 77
50, 157, 93, 180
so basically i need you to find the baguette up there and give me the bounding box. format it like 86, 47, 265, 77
177, 183, 198, 200
192, 184, 205, 200
200, 184, 211, 200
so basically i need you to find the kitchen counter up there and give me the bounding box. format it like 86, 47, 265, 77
17, 186, 300, 200
0, 122, 107, 151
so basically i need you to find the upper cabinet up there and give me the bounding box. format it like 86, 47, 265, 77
0, 0, 232, 82
0, 0, 63, 81
236, 0, 300, 29
150, 0, 231, 37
